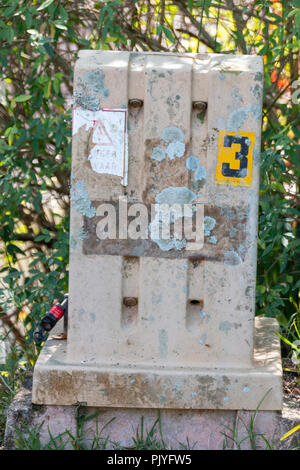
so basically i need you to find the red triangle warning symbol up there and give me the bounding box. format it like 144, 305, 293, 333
92, 119, 113, 146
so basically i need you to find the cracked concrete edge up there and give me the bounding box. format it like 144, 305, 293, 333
3, 373, 299, 450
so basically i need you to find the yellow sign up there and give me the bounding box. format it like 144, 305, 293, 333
215, 131, 255, 187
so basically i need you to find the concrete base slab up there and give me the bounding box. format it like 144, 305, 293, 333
4, 374, 299, 450
32, 317, 282, 410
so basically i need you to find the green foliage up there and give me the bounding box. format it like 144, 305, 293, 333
0, 0, 75, 351
276, 313, 300, 379
254, 0, 300, 330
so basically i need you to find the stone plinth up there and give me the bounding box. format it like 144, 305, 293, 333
32, 317, 282, 410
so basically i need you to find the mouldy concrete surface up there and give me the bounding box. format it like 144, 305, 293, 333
4, 372, 299, 450
32, 50, 282, 411
32, 51, 282, 418
66, 51, 264, 374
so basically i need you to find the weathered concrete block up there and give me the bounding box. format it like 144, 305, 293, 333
5, 374, 298, 450
32, 51, 282, 412
32, 316, 282, 410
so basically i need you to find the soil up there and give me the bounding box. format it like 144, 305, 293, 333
282, 358, 300, 401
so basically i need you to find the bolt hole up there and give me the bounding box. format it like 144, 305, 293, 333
192, 101, 207, 111
123, 297, 138, 307
190, 299, 200, 305
128, 99, 143, 108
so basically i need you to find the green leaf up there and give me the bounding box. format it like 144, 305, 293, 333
14, 95, 32, 103
6, 26, 14, 44
34, 234, 47, 242
44, 42, 54, 57
257, 285, 266, 294
3, 5, 17, 18
156, 25, 162, 35
275, 331, 296, 348
295, 10, 300, 30
162, 26, 175, 43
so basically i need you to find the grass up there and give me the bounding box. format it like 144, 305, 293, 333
0, 341, 299, 450
221, 389, 274, 450
4, 391, 298, 451
221, 388, 300, 451
12, 409, 170, 450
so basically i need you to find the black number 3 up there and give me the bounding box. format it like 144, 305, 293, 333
221, 135, 250, 178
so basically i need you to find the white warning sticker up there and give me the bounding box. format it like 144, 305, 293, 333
72, 108, 128, 186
